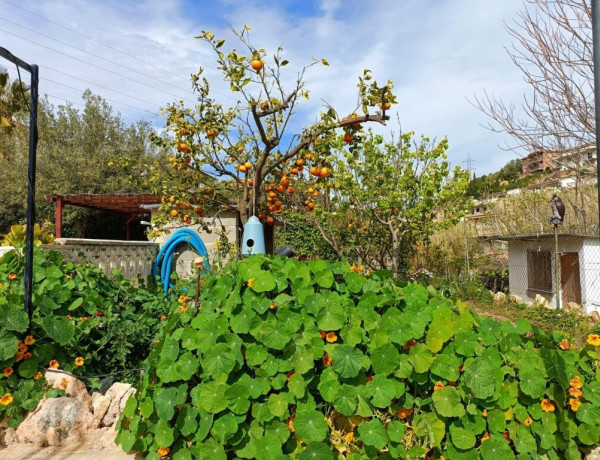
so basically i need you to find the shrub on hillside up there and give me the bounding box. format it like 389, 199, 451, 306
117, 256, 600, 459
0, 248, 174, 427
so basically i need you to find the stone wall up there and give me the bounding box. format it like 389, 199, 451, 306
42, 238, 159, 282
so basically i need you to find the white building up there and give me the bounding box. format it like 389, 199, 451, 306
489, 234, 600, 313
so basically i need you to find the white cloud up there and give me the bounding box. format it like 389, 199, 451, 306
1, 0, 530, 173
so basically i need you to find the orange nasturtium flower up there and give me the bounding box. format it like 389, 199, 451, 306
480, 432, 490, 443
558, 339, 570, 350
319, 331, 326, 339
322, 353, 333, 366
397, 407, 413, 419
3, 367, 13, 378
434, 381, 445, 391
160, 314, 166, 321
33, 372, 43, 381
49, 359, 59, 369
326, 332, 338, 343
23, 352, 32, 360
0, 393, 14, 405
345, 431, 354, 444
8, 273, 17, 280
570, 376, 584, 389
177, 295, 190, 304
524, 416, 533, 427
247, 278, 256, 289
541, 398, 555, 412
269, 303, 276, 310
17, 341, 27, 352
569, 387, 583, 398
157, 446, 170, 457
74, 357, 84, 366
178, 304, 188, 313
587, 334, 600, 346
482, 410, 488, 418
569, 398, 581, 412
24, 335, 35, 346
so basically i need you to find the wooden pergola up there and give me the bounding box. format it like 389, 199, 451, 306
44, 193, 161, 240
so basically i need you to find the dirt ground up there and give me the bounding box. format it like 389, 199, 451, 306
0, 443, 142, 460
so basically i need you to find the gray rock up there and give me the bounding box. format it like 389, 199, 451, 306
101, 383, 135, 427
508, 294, 524, 304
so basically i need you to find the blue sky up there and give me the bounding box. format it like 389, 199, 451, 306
0, 0, 530, 175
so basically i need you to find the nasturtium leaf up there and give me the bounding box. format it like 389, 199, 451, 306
155, 387, 179, 420
268, 393, 288, 418
316, 302, 346, 331
513, 425, 537, 454
408, 344, 434, 373
291, 349, 315, 374
288, 372, 307, 398
118, 430, 136, 453
479, 435, 516, 460
191, 382, 228, 413
333, 385, 357, 416
264, 420, 291, 444
314, 270, 334, 288
487, 409, 505, 433
245, 343, 268, 366
463, 358, 497, 400
154, 419, 174, 447
41, 316, 74, 345
357, 418, 388, 449
17, 359, 37, 378
578, 423, 600, 445
299, 442, 333, 460
252, 402, 275, 423
576, 403, 600, 426
176, 406, 198, 437
432, 387, 465, 418
318, 378, 340, 403
202, 343, 235, 376
431, 353, 461, 381
403, 283, 428, 305
0, 330, 18, 360
345, 272, 364, 293
519, 368, 547, 398
294, 411, 328, 443
454, 331, 482, 357
193, 438, 226, 460
426, 320, 454, 353
139, 398, 154, 418
258, 321, 291, 350
370, 343, 400, 375
366, 375, 396, 408
0, 306, 29, 333
331, 345, 364, 378
387, 420, 405, 443
450, 425, 476, 450
413, 412, 446, 446
248, 270, 276, 292
584, 381, 600, 406
226, 384, 251, 414
211, 413, 240, 443
172, 449, 192, 460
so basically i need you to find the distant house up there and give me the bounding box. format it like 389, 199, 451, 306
521, 145, 596, 177
487, 233, 600, 314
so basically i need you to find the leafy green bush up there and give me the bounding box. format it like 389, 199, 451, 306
0, 248, 173, 427
116, 256, 600, 459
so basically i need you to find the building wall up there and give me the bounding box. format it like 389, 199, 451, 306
507, 237, 600, 313
150, 210, 239, 279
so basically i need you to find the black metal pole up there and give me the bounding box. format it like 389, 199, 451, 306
23, 64, 39, 319
593, 0, 600, 235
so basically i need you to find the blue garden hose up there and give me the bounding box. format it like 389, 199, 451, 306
153, 229, 210, 292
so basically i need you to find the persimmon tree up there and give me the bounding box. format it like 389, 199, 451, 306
298, 131, 471, 276
148, 27, 396, 229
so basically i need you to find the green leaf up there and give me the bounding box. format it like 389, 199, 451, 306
248, 271, 276, 292
576, 403, 600, 425
426, 320, 454, 352
201, 343, 235, 376
118, 429, 136, 452
333, 385, 357, 416
370, 343, 400, 375
463, 359, 497, 399
519, 368, 547, 398
366, 375, 396, 408
291, 349, 315, 374
432, 387, 465, 418
0, 330, 18, 360
294, 410, 328, 443
268, 393, 288, 418
155, 387, 179, 420
431, 353, 461, 381
254, 434, 283, 460
17, 358, 37, 378
479, 435, 515, 460
226, 384, 251, 414
191, 382, 228, 413
154, 419, 174, 447
387, 420, 405, 443
288, 372, 306, 398
245, 343, 268, 366
314, 270, 334, 288
41, 316, 74, 345
299, 442, 333, 460
413, 412, 446, 447
450, 425, 476, 450
211, 413, 240, 443
0, 306, 29, 332
487, 409, 505, 433
316, 302, 346, 331
578, 423, 600, 445
357, 418, 387, 449
584, 381, 600, 406
331, 345, 364, 378
408, 344, 433, 373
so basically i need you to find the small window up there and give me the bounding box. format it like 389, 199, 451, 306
527, 251, 552, 292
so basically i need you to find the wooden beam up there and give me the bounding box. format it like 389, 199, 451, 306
55, 197, 63, 238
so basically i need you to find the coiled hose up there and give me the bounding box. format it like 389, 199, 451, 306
153, 229, 210, 292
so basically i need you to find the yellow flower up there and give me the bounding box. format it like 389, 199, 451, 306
558, 339, 570, 350
434, 381, 445, 391
74, 357, 84, 366
569, 398, 581, 412
541, 398, 555, 412
569, 387, 583, 398
482, 409, 488, 417
524, 416, 533, 426
345, 431, 354, 444
24, 335, 35, 346
0, 393, 14, 406
33, 372, 43, 381
587, 334, 600, 346
269, 303, 276, 310
49, 359, 59, 369
157, 447, 170, 457
160, 314, 166, 321
3, 367, 13, 378
326, 332, 338, 343
247, 278, 256, 289
178, 304, 188, 313
8, 273, 17, 280
570, 376, 583, 389
480, 432, 490, 443
178, 295, 190, 303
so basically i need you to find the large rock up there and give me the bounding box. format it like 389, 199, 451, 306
534, 294, 552, 309
565, 301, 585, 315
508, 294, 524, 305
101, 383, 135, 427
590, 310, 600, 323
493, 291, 507, 306
45, 370, 92, 410
585, 446, 600, 460
15, 397, 95, 446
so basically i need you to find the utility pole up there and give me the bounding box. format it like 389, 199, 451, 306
463, 153, 475, 177
592, 0, 600, 235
